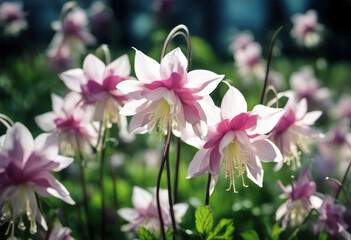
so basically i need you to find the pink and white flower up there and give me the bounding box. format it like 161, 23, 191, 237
48, 225, 74, 240
234, 42, 265, 81
269, 93, 323, 170
229, 32, 253, 53
314, 197, 351, 240
35, 92, 98, 156
276, 166, 322, 229
0, 123, 75, 238
0, 2, 27, 36
291, 10, 323, 48
187, 86, 284, 194
335, 95, 351, 121
290, 66, 331, 108
47, 43, 76, 71
118, 186, 188, 234
118, 47, 224, 139
59, 53, 134, 141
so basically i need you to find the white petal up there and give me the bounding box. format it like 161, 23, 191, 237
221, 86, 247, 119
51, 94, 64, 115
134, 49, 161, 83
132, 186, 152, 211
299, 111, 322, 125
250, 105, 285, 135
186, 149, 211, 178
252, 139, 282, 162
104, 54, 131, 78
83, 54, 105, 83
35, 112, 56, 132
186, 70, 223, 96
59, 68, 84, 92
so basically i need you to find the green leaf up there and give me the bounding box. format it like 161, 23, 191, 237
241, 230, 260, 240
208, 218, 235, 240
166, 228, 174, 240
318, 232, 328, 240
271, 223, 282, 240
139, 226, 157, 240
195, 206, 213, 236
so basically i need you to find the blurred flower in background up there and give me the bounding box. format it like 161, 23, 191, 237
88, 1, 113, 34
48, 225, 74, 240
0, 1, 27, 36
291, 10, 323, 48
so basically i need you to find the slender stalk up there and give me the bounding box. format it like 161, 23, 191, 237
287, 208, 316, 240
109, 158, 119, 216
165, 135, 177, 239
325, 177, 351, 205
99, 125, 108, 240
334, 159, 351, 203
205, 174, 211, 206
76, 139, 94, 240
174, 137, 181, 203
156, 129, 172, 240
260, 26, 283, 105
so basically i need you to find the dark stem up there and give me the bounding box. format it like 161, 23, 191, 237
109, 159, 119, 216
99, 126, 108, 240
156, 130, 172, 240
174, 137, 181, 203
76, 140, 95, 240
166, 137, 177, 239
325, 177, 351, 205
335, 159, 351, 203
260, 26, 283, 105
205, 174, 211, 206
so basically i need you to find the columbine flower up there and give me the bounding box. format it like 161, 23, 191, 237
118, 186, 188, 234
88, 1, 113, 32
118, 47, 224, 139
335, 95, 351, 121
276, 166, 322, 229
48, 225, 74, 240
35, 92, 98, 156
229, 32, 253, 53
0, 123, 75, 238
187, 86, 284, 194
0, 2, 27, 36
291, 10, 323, 48
59, 53, 134, 141
314, 197, 351, 240
269, 93, 323, 170
47, 43, 76, 71
234, 42, 265, 81
290, 66, 331, 109
48, 7, 96, 59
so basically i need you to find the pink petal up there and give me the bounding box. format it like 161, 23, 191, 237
249, 105, 285, 135
252, 139, 282, 162
186, 70, 224, 96
4, 123, 34, 164
52, 155, 74, 172
35, 112, 57, 132
221, 86, 247, 120
275, 201, 288, 221
117, 208, 139, 222
33, 133, 59, 160
59, 68, 84, 93
219, 131, 235, 155
186, 149, 211, 178
209, 147, 222, 175
134, 49, 161, 83
165, 48, 188, 71
160, 49, 186, 80
132, 186, 152, 213
104, 54, 131, 78
83, 54, 105, 83
299, 111, 322, 125
246, 154, 264, 187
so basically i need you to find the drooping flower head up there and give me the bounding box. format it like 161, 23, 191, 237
229, 32, 253, 53
0, 2, 27, 36
314, 197, 351, 240
47, 43, 76, 71
48, 225, 74, 240
59, 53, 134, 141
291, 10, 323, 48
290, 66, 331, 109
269, 93, 323, 170
35, 92, 99, 156
234, 42, 265, 81
88, 1, 113, 32
276, 166, 322, 229
118, 47, 224, 139
0, 123, 75, 238
187, 86, 284, 194
335, 95, 351, 121
118, 186, 188, 235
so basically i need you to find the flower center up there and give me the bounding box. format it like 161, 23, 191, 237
148, 98, 173, 135
224, 140, 251, 193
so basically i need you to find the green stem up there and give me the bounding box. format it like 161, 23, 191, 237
99, 125, 108, 240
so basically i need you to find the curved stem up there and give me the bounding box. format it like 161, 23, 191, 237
99, 125, 108, 240
76, 139, 94, 240
205, 174, 211, 206
335, 159, 351, 203
174, 137, 181, 203
260, 26, 283, 105
166, 135, 177, 239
